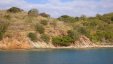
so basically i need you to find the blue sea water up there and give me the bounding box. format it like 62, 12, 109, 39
0, 48, 113, 64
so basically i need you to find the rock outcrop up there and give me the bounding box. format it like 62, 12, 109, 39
0, 37, 33, 49
73, 36, 96, 48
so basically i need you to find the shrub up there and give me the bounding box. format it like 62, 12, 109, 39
51, 21, 57, 29
105, 32, 113, 42
0, 32, 4, 40
28, 33, 38, 42
88, 19, 104, 27
80, 15, 87, 21
7, 7, 22, 13
39, 13, 50, 17
28, 9, 39, 17
111, 16, 113, 21
90, 35, 97, 42
58, 15, 76, 23
40, 20, 48, 25
96, 14, 102, 20
35, 23, 45, 34
96, 31, 113, 42
60, 15, 70, 18
52, 36, 73, 46
0, 20, 9, 40
89, 30, 113, 43
77, 27, 89, 36
67, 30, 80, 41
75, 17, 80, 21
4, 15, 11, 20
52, 36, 61, 46
41, 34, 50, 43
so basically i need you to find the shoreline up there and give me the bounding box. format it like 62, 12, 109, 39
0, 45, 113, 51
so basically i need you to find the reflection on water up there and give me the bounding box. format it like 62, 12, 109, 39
0, 48, 113, 64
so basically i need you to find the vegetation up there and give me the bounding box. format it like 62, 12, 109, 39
52, 29, 83, 46
28, 33, 38, 42
39, 13, 50, 17
41, 34, 50, 43
58, 15, 76, 23
52, 36, 73, 46
57, 12, 113, 44
0, 20, 9, 40
1, 7, 113, 47
40, 20, 48, 25
7, 7, 23, 13
67, 30, 80, 41
4, 15, 11, 20
28, 9, 39, 17
35, 23, 45, 34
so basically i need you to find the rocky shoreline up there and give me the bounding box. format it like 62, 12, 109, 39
0, 36, 113, 50
0, 45, 113, 50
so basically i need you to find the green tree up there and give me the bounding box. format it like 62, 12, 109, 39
7, 7, 23, 13
58, 15, 76, 23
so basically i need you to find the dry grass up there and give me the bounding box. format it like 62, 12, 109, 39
0, 10, 73, 49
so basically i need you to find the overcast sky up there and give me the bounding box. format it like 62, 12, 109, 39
0, 0, 113, 17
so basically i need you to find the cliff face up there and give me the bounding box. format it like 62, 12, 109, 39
73, 36, 95, 48
0, 34, 96, 49
0, 34, 32, 49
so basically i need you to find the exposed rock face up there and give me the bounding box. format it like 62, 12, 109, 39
73, 36, 96, 48
30, 41, 55, 48
0, 35, 96, 49
0, 37, 33, 49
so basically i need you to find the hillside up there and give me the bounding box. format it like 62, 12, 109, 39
0, 7, 113, 49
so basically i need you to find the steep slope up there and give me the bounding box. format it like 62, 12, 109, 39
0, 9, 113, 49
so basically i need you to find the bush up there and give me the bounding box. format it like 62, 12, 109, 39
4, 15, 11, 20
7, 7, 22, 13
67, 30, 80, 41
39, 13, 50, 17
75, 17, 80, 21
80, 15, 87, 21
40, 20, 48, 25
96, 14, 102, 20
111, 16, 113, 21
35, 23, 45, 34
58, 15, 76, 23
28, 33, 38, 42
77, 27, 89, 36
0, 20, 9, 40
0, 32, 4, 40
96, 31, 113, 42
52, 36, 73, 46
41, 34, 50, 43
89, 30, 113, 43
28, 9, 39, 17
90, 35, 99, 42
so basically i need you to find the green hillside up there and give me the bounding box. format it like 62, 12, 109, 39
0, 7, 113, 49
